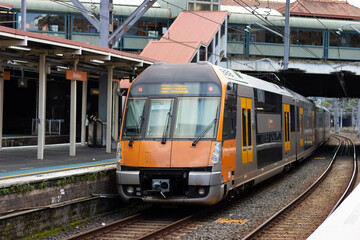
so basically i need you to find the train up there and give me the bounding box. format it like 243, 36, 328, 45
115, 62, 330, 205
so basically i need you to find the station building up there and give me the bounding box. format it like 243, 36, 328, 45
1, 0, 360, 144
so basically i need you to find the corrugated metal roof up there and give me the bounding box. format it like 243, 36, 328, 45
223, 0, 360, 20
228, 13, 360, 31
0, 0, 170, 18
221, 0, 285, 11
0, 2, 12, 10
140, 11, 230, 63
279, 0, 360, 20
140, 41, 200, 63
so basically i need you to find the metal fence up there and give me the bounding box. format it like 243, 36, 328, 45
32, 119, 64, 135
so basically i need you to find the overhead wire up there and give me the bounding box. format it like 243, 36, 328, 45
233, 0, 323, 59
50, 0, 331, 88
295, 0, 347, 96
233, 0, 348, 96
157, 0, 290, 84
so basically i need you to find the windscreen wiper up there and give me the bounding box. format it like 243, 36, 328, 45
161, 111, 171, 144
192, 117, 217, 146
129, 115, 144, 147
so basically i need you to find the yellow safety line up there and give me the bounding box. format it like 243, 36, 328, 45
0, 161, 117, 179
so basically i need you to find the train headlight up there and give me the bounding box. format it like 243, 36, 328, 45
210, 142, 222, 164
198, 187, 206, 196
211, 155, 219, 163
126, 186, 134, 194
116, 142, 124, 168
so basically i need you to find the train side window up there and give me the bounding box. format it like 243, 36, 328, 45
242, 108, 247, 147
247, 109, 252, 146
290, 105, 295, 132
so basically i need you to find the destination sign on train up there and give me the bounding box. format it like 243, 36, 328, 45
130, 83, 221, 96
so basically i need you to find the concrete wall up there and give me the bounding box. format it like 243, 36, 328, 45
0, 170, 118, 239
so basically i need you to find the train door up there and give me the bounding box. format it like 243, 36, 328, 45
312, 110, 315, 144
241, 97, 253, 164
300, 107, 304, 148
283, 104, 290, 152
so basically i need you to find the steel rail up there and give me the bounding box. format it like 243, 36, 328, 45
138, 214, 196, 240
66, 212, 146, 240
67, 205, 209, 239
327, 135, 358, 216
242, 135, 343, 240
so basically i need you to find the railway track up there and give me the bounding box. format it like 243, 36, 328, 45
66, 207, 202, 240
243, 135, 358, 240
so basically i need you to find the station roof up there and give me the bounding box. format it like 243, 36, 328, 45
0, 25, 154, 78
140, 11, 230, 63
0, 2, 12, 10
0, 0, 170, 19
278, 0, 360, 20
222, 0, 360, 20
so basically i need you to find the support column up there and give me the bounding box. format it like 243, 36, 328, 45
357, 100, 360, 137
106, 66, 113, 153
334, 99, 339, 134
283, 0, 290, 70
352, 107, 355, 131
99, 0, 110, 48
70, 61, 78, 156
216, 29, 220, 64
113, 81, 119, 141
81, 80, 88, 146
37, 54, 46, 159
0, 66, 4, 151
21, 0, 26, 31
223, 16, 228, 59
211, 38, 215, 64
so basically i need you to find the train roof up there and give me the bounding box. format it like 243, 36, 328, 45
132, 62, 221, 86
214, 65, 294, 98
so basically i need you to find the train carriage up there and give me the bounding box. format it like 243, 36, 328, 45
116, 62, 330, 205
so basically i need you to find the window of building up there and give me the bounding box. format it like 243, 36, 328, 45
330, 32, 360, 48
292, 29, 323, 46
128, 20, 167, 37
228, 25, 244, 42
0, 8, 14, 28
72, 15, 98, 34
19, 13, 65, 32
188, 0, 220, 11
250, 28, 283, 44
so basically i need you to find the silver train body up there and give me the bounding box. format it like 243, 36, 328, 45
116, 63, 331, 205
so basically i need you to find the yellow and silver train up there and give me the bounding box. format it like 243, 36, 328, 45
116, 62, 330, 205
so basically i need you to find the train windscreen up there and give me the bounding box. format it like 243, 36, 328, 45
123, 83, 221, 140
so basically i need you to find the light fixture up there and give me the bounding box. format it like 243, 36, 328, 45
90, 59, 104, 64
56, 66, 68, 70
13, 60, 28, 64
8, 46, 31, 51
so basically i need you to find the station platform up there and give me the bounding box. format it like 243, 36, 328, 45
308, 183, 360, 240
0, 143, 117, 187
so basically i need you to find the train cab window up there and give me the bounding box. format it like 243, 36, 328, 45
145, 99, 174, 138
174, 97, 220, 139
223, 94, 237, 140
123, 98, 146, 138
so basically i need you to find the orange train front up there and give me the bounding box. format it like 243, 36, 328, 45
116, 62, 330, 205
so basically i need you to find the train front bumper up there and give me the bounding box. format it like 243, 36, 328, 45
116, 170, 224, 205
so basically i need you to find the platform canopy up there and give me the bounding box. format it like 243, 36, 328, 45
0, 26, 154, 76
0, 26, 154, 159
